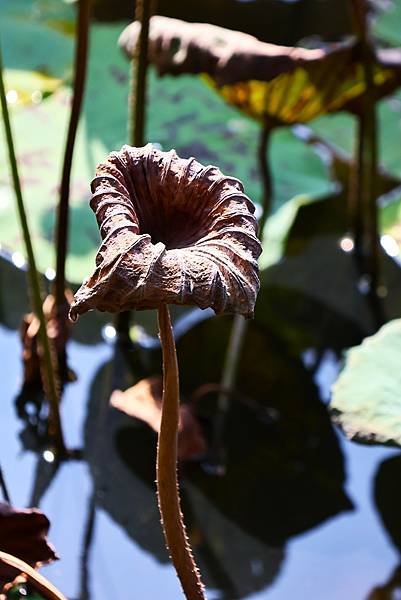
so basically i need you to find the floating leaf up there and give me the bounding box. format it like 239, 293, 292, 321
120, 16, 401, 126
331, 319, 401, 446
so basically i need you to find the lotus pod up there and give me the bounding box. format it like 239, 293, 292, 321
70, 144, 261, 320
119, 16, 401, 125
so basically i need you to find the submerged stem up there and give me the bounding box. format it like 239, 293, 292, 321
54, 0, 91, 308
0, 551, 67, 600
157, 304, 206, 600
0, 43, 66, 455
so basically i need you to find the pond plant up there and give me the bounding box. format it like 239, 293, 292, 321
69, 144, 261, 598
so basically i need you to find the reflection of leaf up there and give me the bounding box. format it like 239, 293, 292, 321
331, 319, 401, 446
85, 314, 351, 598
111, 376, 207, 462
120, 16, 401, 125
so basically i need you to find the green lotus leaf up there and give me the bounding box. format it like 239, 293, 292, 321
0, 12, 332, 283
331, 319, 401, 446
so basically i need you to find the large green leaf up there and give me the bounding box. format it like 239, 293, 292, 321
310, 89, 401, 180
0, 0, 74, 78
331, 319, 401, 446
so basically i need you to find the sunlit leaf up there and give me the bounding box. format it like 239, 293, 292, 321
3, 70, 62, 106
331, 319, 401, 446
120, 16, 401, 126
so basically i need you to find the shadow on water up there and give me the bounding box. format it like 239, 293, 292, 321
84, 314, 352, 599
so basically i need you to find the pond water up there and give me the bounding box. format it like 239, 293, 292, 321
1, 255, 401, 600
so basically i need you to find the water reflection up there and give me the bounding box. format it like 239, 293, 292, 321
84, 315, 352, 598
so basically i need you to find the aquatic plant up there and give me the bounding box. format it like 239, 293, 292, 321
69, 143, 261, 599
0, 42, 65, 455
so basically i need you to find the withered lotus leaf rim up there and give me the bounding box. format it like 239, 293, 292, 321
69, 144, 261, 320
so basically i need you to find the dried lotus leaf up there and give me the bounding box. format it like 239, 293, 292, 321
119, 16, 401, 125
70, 144, 261, 320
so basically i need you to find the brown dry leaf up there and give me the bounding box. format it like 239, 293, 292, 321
21, 290, 75, 389
0, 503, 58, 589
70, 144, 261, 320
119, 16, 401, 125
111, 377, 207, 462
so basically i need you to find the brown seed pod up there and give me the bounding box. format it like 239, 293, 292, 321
69, 144, 261, 320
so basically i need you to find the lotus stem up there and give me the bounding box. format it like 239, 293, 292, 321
257, 123, 273, 239
116, 0, 154, 339
0, 551, 67, 600
157, 304, 206, 600
350, 0, 382, 324
214, 124, 270, 464
0, 42, 66, 456
0, 464, 11, 504
54, 0, 91, 309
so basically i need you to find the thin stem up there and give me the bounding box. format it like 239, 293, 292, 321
0, 464, 11, 504
257, 123, 272, 239
0, 551, 67, 600
128, 0, 152, 147
157, 304, 206, 600
116, 0, 154, 339
0, 43, 66, 455
350, 0, 382, 324
54, 0, 91, 308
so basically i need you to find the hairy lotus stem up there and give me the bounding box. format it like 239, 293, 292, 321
54, 0, 91, 309
0, 551, 67, 600
116, 0, 154, 339
0, 42, 66, 455
157, 304, 206, 600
